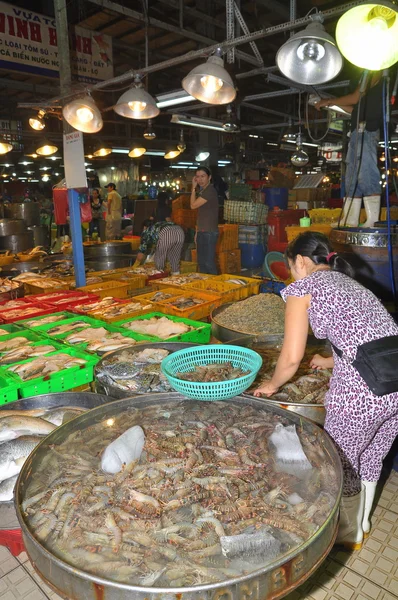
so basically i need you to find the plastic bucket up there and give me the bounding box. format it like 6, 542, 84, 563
265, 187, 288, 210
239, 243, 266, 269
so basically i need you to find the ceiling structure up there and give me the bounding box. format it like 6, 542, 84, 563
0, 0, 395, 175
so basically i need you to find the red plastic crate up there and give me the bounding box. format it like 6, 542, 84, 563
267, 207, 306, 252
0, 529, 25, 557
0, 298, 32, 310
0, 303, 55, 323
25, 291, 98, 306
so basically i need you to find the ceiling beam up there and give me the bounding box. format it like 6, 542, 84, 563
242, 102, 289, 119
0, 78, 54, 95
86, 0, 261, 66
155, 0, 226, 30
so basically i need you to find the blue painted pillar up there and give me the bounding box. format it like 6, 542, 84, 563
68, 189, 86, 288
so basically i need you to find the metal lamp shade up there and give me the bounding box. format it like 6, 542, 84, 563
291, 148, 309, 166
114, 87, 160, 119
0, 138, 13, 154
36, 139, 58, 156
93, 142, 112, 157
336, 2, 398, 70
164, 148, 181, 160
276, 22, 343, 85
63, 96, 103, 133
182, 55, 236, 105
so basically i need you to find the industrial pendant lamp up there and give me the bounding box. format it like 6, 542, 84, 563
63, 95, 103, 133
29, 109, 46, 131
143, 119, 156, 140
182, 48, 236, 105
93, 141, 112, 157
36, 138, 58, 156
114, 75, 160, 120
164, 146, 181, 160
222, 105, 239, 132
195, 150, 210, 162
336, 1, 398, 70
290, 132, 309, 167
177, 130, 186, 152
276, 16, 343, 85
128, 144, 146, 158
0, 136, 13, 155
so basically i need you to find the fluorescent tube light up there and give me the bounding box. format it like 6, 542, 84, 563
171, 113, 237, 133
156, 90, 196, 108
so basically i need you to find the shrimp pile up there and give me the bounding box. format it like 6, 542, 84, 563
22, 400, 339, 588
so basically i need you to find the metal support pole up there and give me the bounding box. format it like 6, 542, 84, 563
54, 0, 86, 287
68, 190, 86, 287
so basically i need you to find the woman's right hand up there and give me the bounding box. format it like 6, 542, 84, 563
310, 354, 331, 370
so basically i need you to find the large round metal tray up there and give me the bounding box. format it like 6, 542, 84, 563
83, 242, 133, 258
0, 392, 115, 530
16, 392, 342, 600
211, 303, 284, 346
0, 261, 47, 277
0, 281, 24, 301
85, 255, 135, 271
95, 342, 197, 398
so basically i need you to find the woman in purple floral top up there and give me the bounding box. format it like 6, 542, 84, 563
254, 231, 398, 550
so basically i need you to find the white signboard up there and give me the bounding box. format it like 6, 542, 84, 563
0, 1, 113, 82
63, 131, 87, 189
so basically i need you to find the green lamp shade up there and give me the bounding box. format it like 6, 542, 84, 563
336, 2, 398, 70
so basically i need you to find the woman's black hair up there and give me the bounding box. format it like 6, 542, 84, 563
195, 166, 211, 177
286, 231, 354, 278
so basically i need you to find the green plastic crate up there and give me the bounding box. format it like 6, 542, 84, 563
0, 323, 25, 335
1, 346, 99, 398
16, 312, 76, 329
28, 315, 110, 341
0, 374, 19, 404
112, 312, 211, 344
0, 330, 46, 346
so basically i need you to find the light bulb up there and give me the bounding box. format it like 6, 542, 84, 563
296, 40, 326, 61
76, 106, 94, 123
29, 116, 45, 130
291, 149, 309, 167
128, 101, 147, 112
200, 75, 223, 94
0, 141, 13, 154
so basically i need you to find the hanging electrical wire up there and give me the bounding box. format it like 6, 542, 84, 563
305, 93, 332, 143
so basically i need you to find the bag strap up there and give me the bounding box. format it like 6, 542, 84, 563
330, 342, 343, 358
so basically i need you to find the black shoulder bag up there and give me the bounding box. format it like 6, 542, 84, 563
331, 335, 398, 396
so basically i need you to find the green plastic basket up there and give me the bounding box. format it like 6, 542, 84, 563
17, 312, 76, 329
161, 344, 262, 401
113, 312, 211, 344
0, 323, 26, 335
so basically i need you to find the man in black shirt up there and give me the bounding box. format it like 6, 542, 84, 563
315, 72, 383, 228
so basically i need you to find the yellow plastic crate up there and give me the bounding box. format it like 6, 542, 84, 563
180, 261, 197, 273
149, 274, 211, 291
77, 279, 130, 299
156, 289, 222, 320
122, 236, 141, 251
24, 279, 70, 295
213, 274, 261, 298
308, 208, 342, 223
184, 279, 243, 303
285, 224, 332, 243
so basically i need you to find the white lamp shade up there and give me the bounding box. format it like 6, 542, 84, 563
164, 149, 181, 159
114, 87, 160, 119
0, 139, 13, 155
128, 146, 146, 158
63, 96, 103, 133
182, 55, 236, 105
276, 22, 343, 85
336, 2, 398, 70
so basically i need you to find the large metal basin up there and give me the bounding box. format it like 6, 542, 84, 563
0, 392, 115, 530
330, 226, 398, 300
85, 255, 135, 271
0, 219, 26, 236
5, 202, 40, 226
0, 232, 34, 253
28, 226, 50, 248
0, 262, 47, 277
211, 303, 284, 346
16, 392, 342, 600
95, 342, 197, 398
83, 241, 133, 258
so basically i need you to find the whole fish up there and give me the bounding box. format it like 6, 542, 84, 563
42, 407, 85, 427
0, 416, 56, 442
0, 475, 18, 502
0, 409, 47, 419
0, 436, 43, 481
